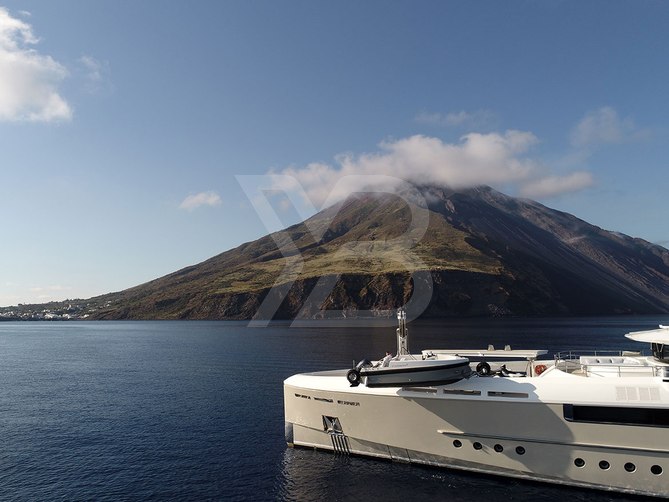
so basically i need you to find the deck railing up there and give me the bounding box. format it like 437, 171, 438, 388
553, 350, 669, 377
554, 350, 640, 360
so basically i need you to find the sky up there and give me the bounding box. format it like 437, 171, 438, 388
0, 0, 668, 305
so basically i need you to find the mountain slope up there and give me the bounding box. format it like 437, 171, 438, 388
89, 186, 669, 319
422, 186, 669, 315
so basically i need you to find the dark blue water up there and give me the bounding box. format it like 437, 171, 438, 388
0, 317, 667, 501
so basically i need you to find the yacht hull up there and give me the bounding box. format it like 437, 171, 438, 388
284, 371, 669, 498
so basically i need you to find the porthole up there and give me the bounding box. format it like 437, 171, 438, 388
624, 462, 636, 473
599, 460, 610, 470
574, 458, 585, 468
494, 444, 504, 453
453, 439, 462, 448
473, 442, 483, 450
515, 446, 525, 455
651, 465, 663, 475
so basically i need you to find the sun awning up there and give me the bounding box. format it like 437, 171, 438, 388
625, 325, 669, 344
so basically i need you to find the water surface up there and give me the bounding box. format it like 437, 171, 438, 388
0, 317, 665, 501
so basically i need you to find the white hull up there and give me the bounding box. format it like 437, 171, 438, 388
284, 365, 669, 497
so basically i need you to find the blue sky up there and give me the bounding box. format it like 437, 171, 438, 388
0, 0, 667, 305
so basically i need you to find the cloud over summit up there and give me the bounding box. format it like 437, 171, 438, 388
273, 131, 593, 207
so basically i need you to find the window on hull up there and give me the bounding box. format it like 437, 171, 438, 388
564, 404, 669, 427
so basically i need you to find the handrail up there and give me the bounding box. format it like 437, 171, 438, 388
554, 350, 643, 360
554, 350, 668, 377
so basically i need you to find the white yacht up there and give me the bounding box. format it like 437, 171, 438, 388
284, 312, 669, 498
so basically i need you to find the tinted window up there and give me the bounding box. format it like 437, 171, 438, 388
564, 404, 669, 427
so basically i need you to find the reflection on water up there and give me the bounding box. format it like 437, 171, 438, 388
275, 448, 646, 501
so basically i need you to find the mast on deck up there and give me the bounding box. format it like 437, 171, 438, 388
396, 308, 409, 356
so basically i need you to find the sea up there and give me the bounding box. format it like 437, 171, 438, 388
0, 317, 667, 501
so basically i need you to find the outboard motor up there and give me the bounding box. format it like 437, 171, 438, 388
357, 359, 372, 370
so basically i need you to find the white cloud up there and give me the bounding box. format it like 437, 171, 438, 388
519, 172, 594, 199
80, 55, 102, 81
79, 55, 112, 94
0, 7, 72, 122
570, 106, 650, 149
271, 131, 592, 207
179, 191, 222, 211
415, 109, 496, 129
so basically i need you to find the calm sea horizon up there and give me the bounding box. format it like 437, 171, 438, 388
0, 316, 666, 501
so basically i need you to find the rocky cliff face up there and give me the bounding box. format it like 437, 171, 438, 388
90, 186, 669, 320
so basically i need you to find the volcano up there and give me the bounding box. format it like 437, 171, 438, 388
89, 186, 669, 320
